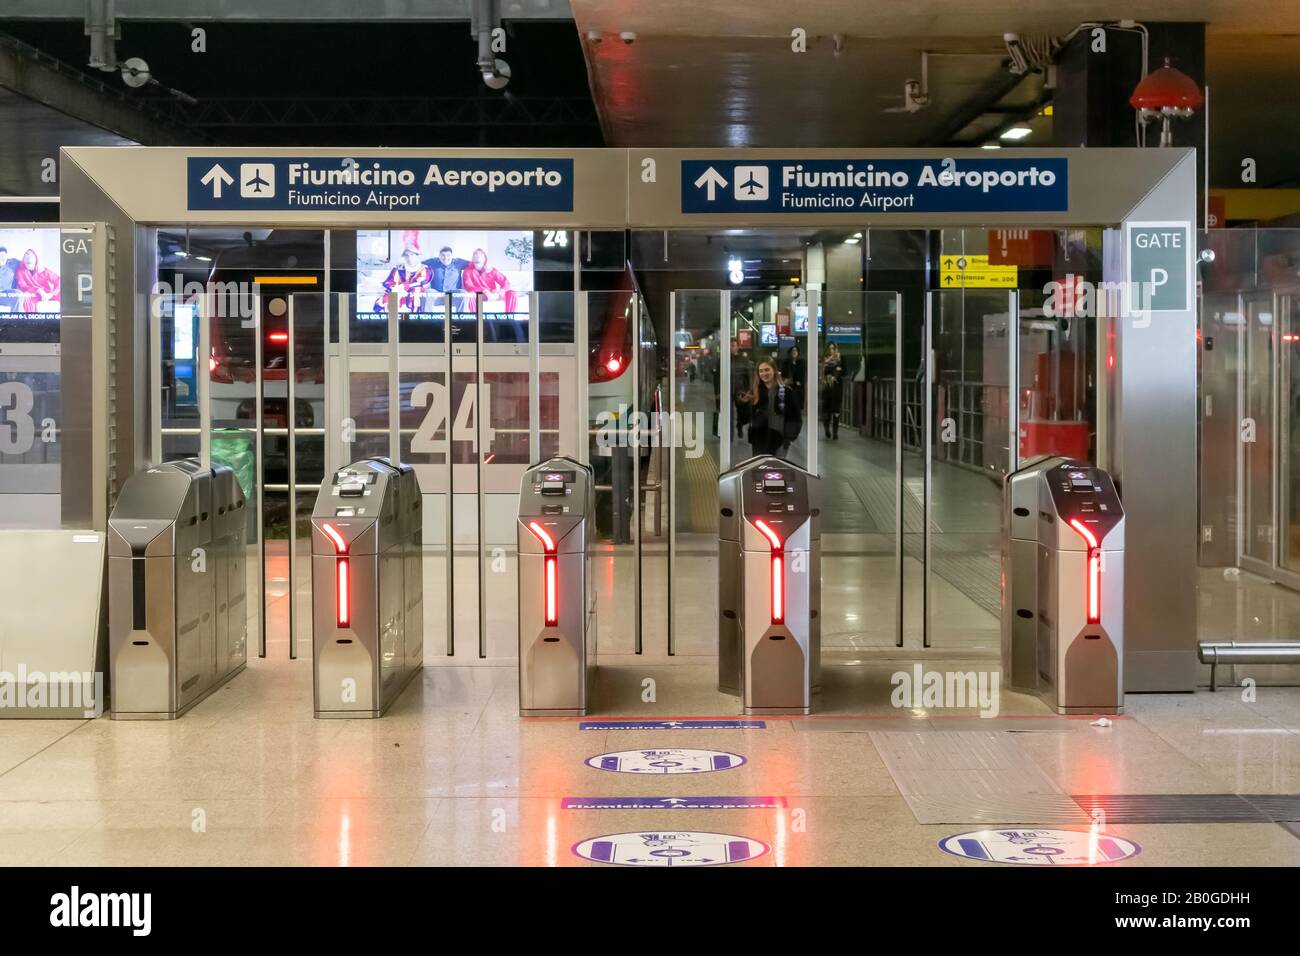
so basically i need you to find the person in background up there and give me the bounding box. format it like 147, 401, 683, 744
729, 338, 754, 439
425, 245, 468, 294
698, 346, 720, 436
14, 249, 59, 311
741, 357, 801, 456
381, 247, 428, 312
461, 248, 518, 314
821, 349, 845, 440
782, 344, 806, 406
421, 244, 469, 312
0, 246, 20, 311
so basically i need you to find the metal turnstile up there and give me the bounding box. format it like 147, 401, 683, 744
718, 456, 820, 715
1003, 458, 1125, 714
1037, 461, 1125, 714
310, 457, 423, 718
1001, 455, 1065, 693
517, 457, 595, 716
108, 458, 248, 719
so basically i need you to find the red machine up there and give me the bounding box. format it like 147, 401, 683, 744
1019, 351, 1090, 461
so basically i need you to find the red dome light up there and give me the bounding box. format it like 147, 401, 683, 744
1130, 60, 1203, 113
1129, 58, 1203, 147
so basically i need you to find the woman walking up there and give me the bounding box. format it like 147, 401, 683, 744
821, 350, 845, 439
741, 358, 802, 457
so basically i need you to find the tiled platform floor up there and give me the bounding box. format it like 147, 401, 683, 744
1, 655, 1298, 867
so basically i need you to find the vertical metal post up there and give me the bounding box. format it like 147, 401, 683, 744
631, 295, 642, 655
198, 290, 211, 470
667, 290, 677, 656
475, 293, 487, 658
287, 295, 297, 659
719, 290, 731, 472
148, 294, 162, 464
807, 288, 820, 475
1271, 290, 1281, 571
387, 289, 399, 462
1234, 292, 1245, 565
894, 292, 904, 648
1203, 85, 1211, 232
444, 294, 455, 656
334, 287, 349, 661
1008, 290, 1019, 472
316, 270, 327, 658
923, 293, 933, 648
528, 291, 540, 463
322, 229, 332, 472
254, 292, 266, 658
339, 290, 351, 469
91, 221, 109, 530
574, 240, 588, 465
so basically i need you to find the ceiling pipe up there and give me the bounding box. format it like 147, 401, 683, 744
84, 0, 119, 72
472, 0, 510, 90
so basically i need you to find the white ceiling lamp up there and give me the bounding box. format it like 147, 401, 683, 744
1000, 126, 1033, 141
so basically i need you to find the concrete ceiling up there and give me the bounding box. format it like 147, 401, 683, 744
1207, 34, 1300, 188
572, 0, 1300, 152
572, 1, 1300, 38
579, 33, 1018, 148
0, 87, 133, 195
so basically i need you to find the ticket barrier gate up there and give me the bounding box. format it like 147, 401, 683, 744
310, 458, 423, 718
108, 458, 248, 719
1002, 458, 1125, 714
517, 457, 596, 716
1002, 455, 1065, 694
718, 456, 820, 716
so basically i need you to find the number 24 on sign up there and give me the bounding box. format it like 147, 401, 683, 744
409, 380, 495, 454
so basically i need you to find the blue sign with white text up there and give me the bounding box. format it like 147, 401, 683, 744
186, 157, 574, 212
681, 158, 1068, 214
563, 796, 786, 810
579, 719, 766, 730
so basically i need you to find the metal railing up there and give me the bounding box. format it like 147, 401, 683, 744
869, 376, 1010, 476
870, 377, 925, 450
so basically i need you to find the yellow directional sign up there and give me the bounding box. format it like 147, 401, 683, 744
939, 254, 1018, 289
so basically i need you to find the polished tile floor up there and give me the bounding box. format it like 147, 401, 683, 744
1, 643, 1299, 866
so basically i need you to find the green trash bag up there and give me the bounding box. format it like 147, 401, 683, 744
211, 428, 256, 500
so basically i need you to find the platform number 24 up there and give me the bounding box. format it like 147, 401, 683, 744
409, 381, 495, 455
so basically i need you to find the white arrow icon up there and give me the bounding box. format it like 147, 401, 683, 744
200, 163, 234, 198
693, 166, 728, 201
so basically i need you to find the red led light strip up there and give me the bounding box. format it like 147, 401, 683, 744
322, 523, 350, 627
1068, 518, 1101, 624
336, 558, 350, 627
753, 518, 784, 625
528, 521, 559, 626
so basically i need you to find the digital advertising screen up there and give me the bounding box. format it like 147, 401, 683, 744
356, 229, 534, 320
793, 304, 823, 334
0, 228, 62, 342
760, 323, 777, 346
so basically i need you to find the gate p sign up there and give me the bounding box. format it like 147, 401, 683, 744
1125, 221, 1191, 314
